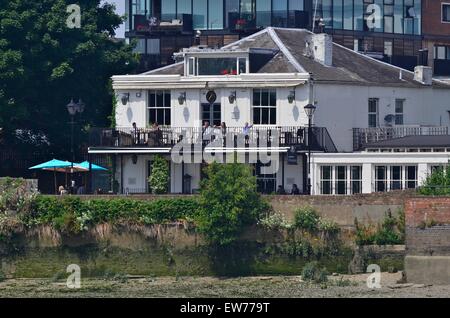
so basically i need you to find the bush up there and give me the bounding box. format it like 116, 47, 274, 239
195, 162, 270, 246
355, 209, 405, 246
0, 269, 6, 282
418, 167, 450, 196
148, 155, 170, 194
21, 196, 198, 233
294, 206, 321, 233
301, 261, 328, 284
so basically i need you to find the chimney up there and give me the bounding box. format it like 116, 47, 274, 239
311, 33, 333, 67
414, 66, 433, 85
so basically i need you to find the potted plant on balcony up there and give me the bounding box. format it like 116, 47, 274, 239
235, 19, 246, 31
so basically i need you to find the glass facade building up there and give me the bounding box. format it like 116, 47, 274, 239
125, 0, 426, 72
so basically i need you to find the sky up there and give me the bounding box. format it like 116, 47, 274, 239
102, 0, 126, 38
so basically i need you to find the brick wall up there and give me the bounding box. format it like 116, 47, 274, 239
422, 0, 450, 38
405, 198, 450, 256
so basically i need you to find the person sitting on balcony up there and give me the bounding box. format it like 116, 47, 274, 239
291, 184, 300, 195
276, 185, 286, 195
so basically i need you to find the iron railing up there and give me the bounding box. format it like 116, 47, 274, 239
89, 126, 338, 153
353, 126, 449, 151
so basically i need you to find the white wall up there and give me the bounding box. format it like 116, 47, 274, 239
115, 90, 147, 128
314, 84, 450, 152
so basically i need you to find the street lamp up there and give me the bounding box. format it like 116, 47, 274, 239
304, 103, 316, 195
66, 99, 85, 192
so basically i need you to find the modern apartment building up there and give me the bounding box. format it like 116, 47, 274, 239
125, 0, 437, 73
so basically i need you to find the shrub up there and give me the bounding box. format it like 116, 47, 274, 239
195, 162, 270, 246
0, 269, 6, 282
418, 167, 450, 196
22, 196, 198, 233
148, 155, 170, 194
355, 209, 405, 246
258, 212, 292, 230
294, 206, 321, 233
301, 261, 328, 284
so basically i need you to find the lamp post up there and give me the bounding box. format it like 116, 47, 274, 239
304, 103, 316, 195
66, 99, 85, 193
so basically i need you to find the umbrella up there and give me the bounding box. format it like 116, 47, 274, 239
29, 159, 76, 194
75, 161, 108, 171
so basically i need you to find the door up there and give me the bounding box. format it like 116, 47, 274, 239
202, 103, 221, 126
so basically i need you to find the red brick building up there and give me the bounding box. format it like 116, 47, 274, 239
422, 0, 450, 76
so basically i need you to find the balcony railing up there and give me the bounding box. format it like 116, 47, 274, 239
89, 126, 337, 153
353, 126, 449, 151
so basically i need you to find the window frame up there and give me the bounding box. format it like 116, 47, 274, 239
395, 99, 404, 125
252, 89, 277, 125
442, 3, 450, 23
368, 98, 379, 128
147, 90, 171, 126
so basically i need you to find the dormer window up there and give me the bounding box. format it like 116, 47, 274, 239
186, 56, 248, 76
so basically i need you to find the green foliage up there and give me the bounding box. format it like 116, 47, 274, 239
258, 212, 293, 230
301, 261, 328, 284
195, 162, 270, 246
355, 209, 405, 246
19, 196, 198, 233
148, 155, 170, 194
0, 178, 38, 216
418, 167, 450, 196
0, 0, 137, 156
0, 269, 6, 282
294, 206, 321, 232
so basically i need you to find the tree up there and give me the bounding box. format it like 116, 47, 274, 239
0, 0, 137, 158
195, 162, 269, 246
148, 155, 169, 194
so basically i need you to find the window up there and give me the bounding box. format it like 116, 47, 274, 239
255, 162, 277, 194
368, 98, 379, 128
256, 0, 272, 27
273, 0, 288, 27
406, 166, 417, 189
375, 166, 387, 192
333, 0, 343, 29
177, 0, 192, 19
320, 166, 332, 195
395, 99, 404, 125
351, 166, 362, 194
253, 89, 276, 125
384, 40, 393, 56
193, 0, 208, 29
335, 166, 347, 195
343, 0, 353, 30
390, 166, 402, 190
209, 0, 224, 29
196, 57, 246, 75
148, 90, 171, 126
161, 0, 176, 21
443, 4, 450, 22
434, 46, 450, 60
225, 0, 240, 28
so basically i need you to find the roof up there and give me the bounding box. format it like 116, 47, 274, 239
144, 27, 450, 89
363, 135, 450, 149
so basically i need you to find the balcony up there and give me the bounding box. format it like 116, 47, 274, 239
353, 126, 449, 151
89, 126, 337, 153
129, 14, 193, 35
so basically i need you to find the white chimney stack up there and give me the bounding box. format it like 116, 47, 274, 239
414, 66, 433, 85
312, 33, 333, 67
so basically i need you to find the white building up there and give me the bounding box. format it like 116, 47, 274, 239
89, 27, 450, 195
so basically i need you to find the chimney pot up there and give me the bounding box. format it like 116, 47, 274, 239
311, 33, 333, 67
414, 66, 433, 86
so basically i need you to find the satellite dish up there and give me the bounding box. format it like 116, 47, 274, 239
384, 114, 395, 126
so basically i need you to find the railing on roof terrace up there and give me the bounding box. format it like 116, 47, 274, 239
353, 126, 449, 151
89, 126, 337, 153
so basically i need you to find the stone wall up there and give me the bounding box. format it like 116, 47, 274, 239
52, 191, 413, 227
404, 197, 450, 285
